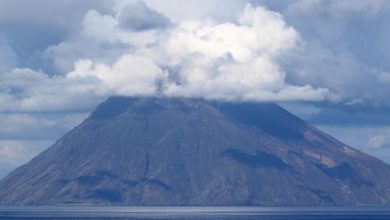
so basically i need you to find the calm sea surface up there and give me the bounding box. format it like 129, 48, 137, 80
1, 206, 390, 220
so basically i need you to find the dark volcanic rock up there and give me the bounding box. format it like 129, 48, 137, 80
1, 97, 390, 205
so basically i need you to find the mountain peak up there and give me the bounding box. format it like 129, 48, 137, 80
1, 96, 390, 205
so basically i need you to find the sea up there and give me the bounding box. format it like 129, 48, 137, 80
1, 206, 390, 220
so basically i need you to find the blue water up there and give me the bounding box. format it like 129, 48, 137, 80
1, 206, 390, 219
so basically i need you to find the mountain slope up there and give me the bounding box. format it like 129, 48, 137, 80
1, 97, 390, 205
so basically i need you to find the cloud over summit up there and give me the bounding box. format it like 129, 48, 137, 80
0, 2, 334, 112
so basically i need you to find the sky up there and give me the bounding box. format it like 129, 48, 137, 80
1, 0, 390, 177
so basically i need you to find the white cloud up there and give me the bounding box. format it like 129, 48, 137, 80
156, 4, 325, 101
162, 5, 298, 63
68, 54, 167, 96
260, 0, 390, 106
0, 3, 334, 113
152, 4, 332, 102
81, 9, 159, 46
0, 68, 103, 111
2, 0, 390, 109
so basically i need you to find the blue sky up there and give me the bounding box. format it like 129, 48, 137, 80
1, 0, 390, 177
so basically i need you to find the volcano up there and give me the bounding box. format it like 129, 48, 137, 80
1, 97, 390, 205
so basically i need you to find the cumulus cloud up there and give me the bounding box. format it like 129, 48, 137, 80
158, 5, 322, 101
80, 9, 160, 46
0, 2, 335, 113
0, 0, 114, 71
3, 0, 390, 110
161, 5, 297, 62
45, 2, 163, 72
68, 54, 166, 96
0, 68, 103, 111
253, 0, 390, 107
